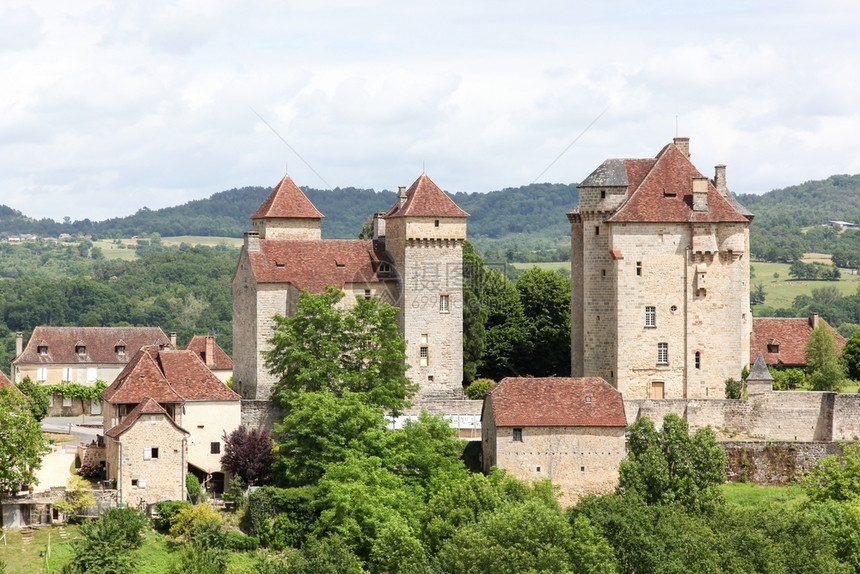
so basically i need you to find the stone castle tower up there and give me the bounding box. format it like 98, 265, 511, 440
568, 138, 753, 399
232, 174, 468, 414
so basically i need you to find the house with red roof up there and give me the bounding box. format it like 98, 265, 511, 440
184, 335, 233, 383
482, 377, 627, 504
11, 326, 175, 416
570, 138, 754, 399
232, 174, 469, 416
750, 313, 846, 368
100, 347, 241, 505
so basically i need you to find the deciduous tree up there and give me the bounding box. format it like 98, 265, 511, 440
806, 324, 845, 391
221, 425, 275, 486
0, 386, 50, 494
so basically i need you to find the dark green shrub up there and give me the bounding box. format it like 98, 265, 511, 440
152, 500, 191, 532
225, 530, 260, 551
186, 472, 202, 503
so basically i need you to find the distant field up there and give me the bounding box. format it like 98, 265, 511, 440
751, 259, 860, 310
94, 236, 241, 261
511, 261, 571, 273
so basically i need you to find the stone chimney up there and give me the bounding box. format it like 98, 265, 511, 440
244, 231, 260, 252
692, 177, 709, 212
673, 137, 690, 158
398, 185, 408, 208
169, 332, 177, 348
16, 332, 23, 357
373, 212, 386, 239
205, 336, 216, 366
809, 313, 819, 329
714, 164, 727, 196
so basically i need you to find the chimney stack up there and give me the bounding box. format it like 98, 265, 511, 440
692, 177, 709, 212
673, 137, 690, 158
16, 332, 23, 357
169, 332, 177, 348
398, 185, 407, 208
244, 231, 260, 252
714, 165, 727, 196
205, 336, 216, 366
809, 313, 819, 329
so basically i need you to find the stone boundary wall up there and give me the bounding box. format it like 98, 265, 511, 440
240, 400, 283, 431
832, 393, 860, 441
722, 441, 843, 485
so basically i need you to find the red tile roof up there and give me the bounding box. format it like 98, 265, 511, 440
247, 239, 396, 290
251, 176, 324, 220
184, 336, 233, 370
384, 174, 470, 219
105, 398, 187, 438
751, 316, 846, 366
604, 143, 749, 224
102, 348, 239, 404
102, 350, 184, 404
486, 377, 627, 427
13, 327, 173, 366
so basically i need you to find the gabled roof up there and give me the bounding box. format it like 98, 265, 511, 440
184, 336, 233, 370
251, 176, 324, 220
751, 316, 846, 366
105, 398, 187, 438
155, 350, 240, 401
102, 348, 240, 404
246, 239, 395, 290
13, 327, 173, 366
485, 377, 627, 427
384, 174, 470, 219
102, 349, 184, 404
589, 142, 750, 224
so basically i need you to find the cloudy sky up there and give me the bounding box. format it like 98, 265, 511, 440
2, 1, 859, 222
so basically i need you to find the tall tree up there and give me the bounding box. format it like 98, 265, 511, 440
515, 266, 571, 376
221, 425, 275, 486
0, 386, 50, 494
478, 269, 530, 380
617, 414, 725, 512
806, 324, 845, 391
265, 286, 416, 415
462, 241, 488, 384
839, 330, 860, 381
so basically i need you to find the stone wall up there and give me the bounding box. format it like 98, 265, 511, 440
241, 399, 284, 431
723, 441, 842, 485
832, 393, 860, 440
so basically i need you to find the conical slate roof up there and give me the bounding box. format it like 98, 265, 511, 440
748, 352, 773, 382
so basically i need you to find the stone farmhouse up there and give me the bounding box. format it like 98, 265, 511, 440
184, 334, 234, 383
11, 326, 176, 416
232, 173, 469, 427
570, 137, 753, 400
99, 347, 241, 506
482, 377, 627, 504
751, 314, 846, 368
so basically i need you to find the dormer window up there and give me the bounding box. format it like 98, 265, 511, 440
115, 345, 126, 355
38, 345, 48, 355
76, 345, 86, 355
378, 262, 392, 275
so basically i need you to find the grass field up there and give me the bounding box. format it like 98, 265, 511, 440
720, 482, 807, 508
0, 524, 257, 573
751, 259, 860, 310
511, 261, 571, 273
93, 236, 242, 261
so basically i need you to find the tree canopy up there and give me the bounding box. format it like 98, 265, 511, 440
0, 386, 50, 494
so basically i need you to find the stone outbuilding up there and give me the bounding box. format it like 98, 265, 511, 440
482, 377, 628, 505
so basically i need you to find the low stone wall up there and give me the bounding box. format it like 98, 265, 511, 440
832, 394, 860, 441
240, 399, 284, 431
722, 441, 843, 485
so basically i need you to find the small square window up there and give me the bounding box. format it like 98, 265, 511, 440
62, 396, 73, 407
600, 190, 606, 199
513, 428, 523, 442
131, 479, 139, 487
364, 289, 372, 300
636, 261, 642, 276
210, 442, 220, 454
38, 345, 48, 355
76, 345, 86, 355
439, 294, 450, 313
115, 345, 125, 355
594, 226, 600, 235
151, 447, 159, 459
434, 219, 440, 227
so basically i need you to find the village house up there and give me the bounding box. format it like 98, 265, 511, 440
232, 174, 470, 428
11, 326, 175, 415
184, 334, 233, 383
482, 377, 628, 504
99, 347, 241, 506
750, 313, 846, 368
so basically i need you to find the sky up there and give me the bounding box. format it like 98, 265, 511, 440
2, 1, 859, 222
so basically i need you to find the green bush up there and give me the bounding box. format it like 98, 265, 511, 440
464, 378, 496, 400
186, 472, 202, 503
152, 500, 191, 532
225, 530, 260, 551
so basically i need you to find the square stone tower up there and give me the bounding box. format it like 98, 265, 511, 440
569, 138, 753, 399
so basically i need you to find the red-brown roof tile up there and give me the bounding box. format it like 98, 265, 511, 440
751, 316, 846, 366
0, 370, 23, 395
154, 350, 240, 401
184, 336, 233, 370
486, 377, 627, 427
248, 239, 395, 291
251, 176, 324, 220
105, 397, 187, 438
102, 350, 184, 404
384, 174, 470, 219
13, 327, 173, 366
606, 143, 749, 224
